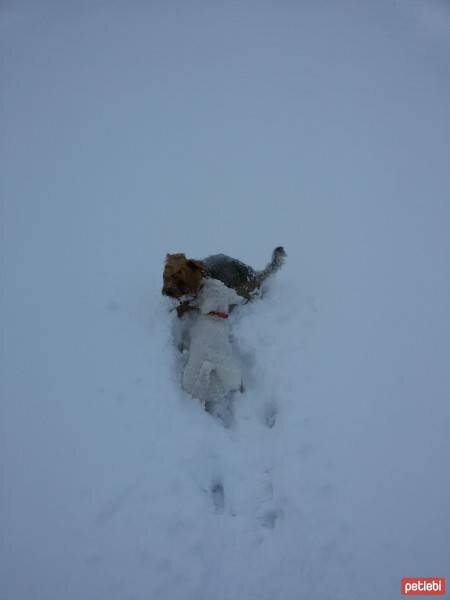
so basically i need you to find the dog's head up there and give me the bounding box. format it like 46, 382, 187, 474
162, 253, 205, 299
197, 278, 243, 315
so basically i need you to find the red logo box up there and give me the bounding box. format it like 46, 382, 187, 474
401, 578, 446, 596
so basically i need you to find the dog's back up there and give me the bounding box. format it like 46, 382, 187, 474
181, 279, 243, 403
203, 247, 286, 299
182, 316, 241, 403
203, 255, 257, 298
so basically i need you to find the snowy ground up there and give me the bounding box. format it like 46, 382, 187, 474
1, 2, 449, 599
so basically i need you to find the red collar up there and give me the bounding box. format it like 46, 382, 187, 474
208, 311, 229, 319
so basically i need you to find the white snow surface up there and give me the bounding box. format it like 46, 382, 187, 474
1, 2, 449, 599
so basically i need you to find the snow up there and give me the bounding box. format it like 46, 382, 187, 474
1, 1, 449, 599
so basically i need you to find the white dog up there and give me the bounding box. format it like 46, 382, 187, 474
181, 278, 243, 407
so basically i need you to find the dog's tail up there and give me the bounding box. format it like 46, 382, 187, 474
256, 246, 287, 284
191, 361, 225, 403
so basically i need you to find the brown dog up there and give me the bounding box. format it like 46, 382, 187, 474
162, 247, 286, 315
161, 253, 205, 300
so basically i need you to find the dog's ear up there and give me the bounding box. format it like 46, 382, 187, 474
186, 259, 204, 273
166, 252, 186, 261
226, 287, 244, 306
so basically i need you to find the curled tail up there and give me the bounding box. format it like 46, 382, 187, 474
257, 246, 287, 284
